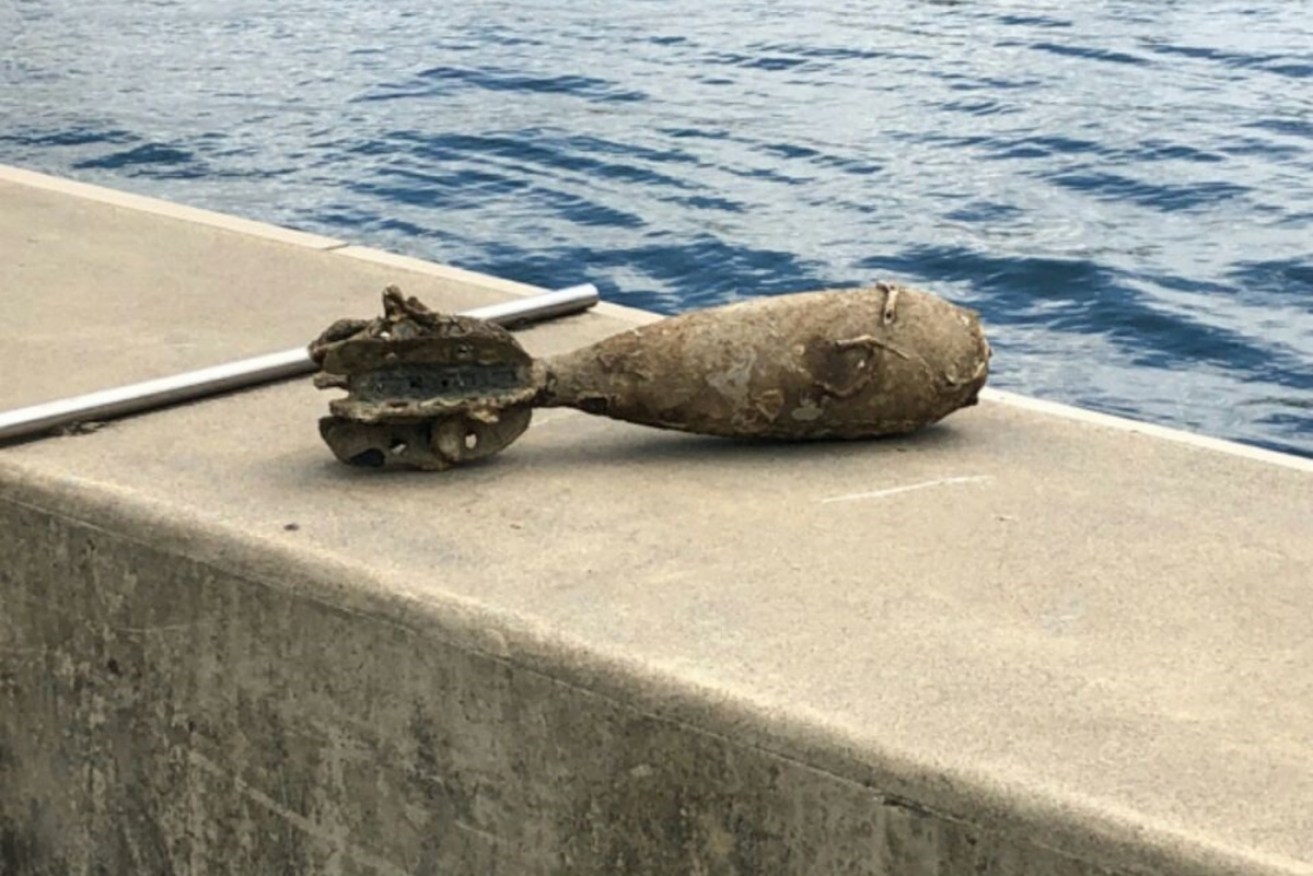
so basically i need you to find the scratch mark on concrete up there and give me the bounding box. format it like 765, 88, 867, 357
453, 819, 503, 846
0, 646, 47, 657
820, 475, 992, 504
188, 750, 412, 876
111, 622, 198, 636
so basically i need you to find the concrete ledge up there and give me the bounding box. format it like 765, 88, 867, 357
0, 163, 347, 251
0, 163, 657, 329
2, 165, 1311, 875
979, 388, 1312, 474
0, 474, 1170, 875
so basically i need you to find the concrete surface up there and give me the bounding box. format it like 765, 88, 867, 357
1, 165, 1311, 875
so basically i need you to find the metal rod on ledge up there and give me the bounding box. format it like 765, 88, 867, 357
0, 283, 599, 443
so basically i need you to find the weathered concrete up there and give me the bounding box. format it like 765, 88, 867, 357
1, 165, 1311, 875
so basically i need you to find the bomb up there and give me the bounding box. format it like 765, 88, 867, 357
311, 283, 990, 471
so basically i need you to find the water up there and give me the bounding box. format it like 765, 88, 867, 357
3, 1, 1311, 457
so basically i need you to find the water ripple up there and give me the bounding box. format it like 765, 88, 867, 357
1044, 171, 1249, 212
1029, 41, 1153, 67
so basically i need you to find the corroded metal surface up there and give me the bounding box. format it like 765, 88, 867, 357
310, 287, 538, 470
539, 282, 989, 439
312, 282, 990, 470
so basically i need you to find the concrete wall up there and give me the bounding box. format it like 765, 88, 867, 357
2, 493, 1130, 876
2, 166, 1311, 875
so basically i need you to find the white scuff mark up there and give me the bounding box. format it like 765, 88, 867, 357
706, 348, 757, 402
528, 410, 573, 429
453, 819, 504, 846
111, 622, 198, 636
820, 475, 992, 504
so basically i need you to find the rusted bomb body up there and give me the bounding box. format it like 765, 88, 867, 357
539, 283, 988, 439
311, 283, 990, 470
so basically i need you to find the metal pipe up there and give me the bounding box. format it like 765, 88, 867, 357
0, 283, 599, 443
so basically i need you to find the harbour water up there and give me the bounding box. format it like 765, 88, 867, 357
3, 1, 1310, 456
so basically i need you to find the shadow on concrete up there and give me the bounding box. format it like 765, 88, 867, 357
290, 420, 977, 489
509, 422, 972, 471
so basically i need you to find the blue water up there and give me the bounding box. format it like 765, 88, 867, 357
4, 1, 1312, 457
